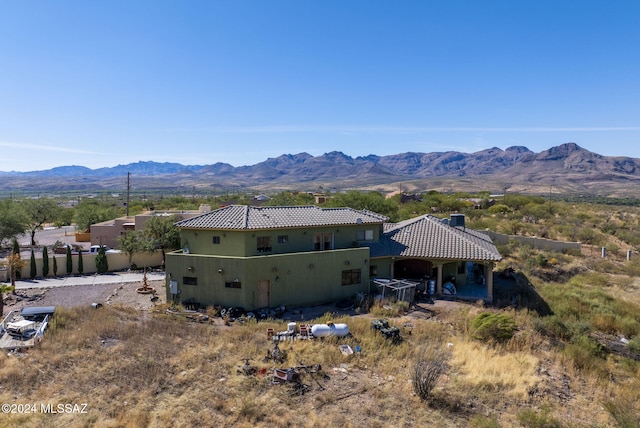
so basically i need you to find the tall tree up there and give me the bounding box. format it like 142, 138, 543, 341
30, 249, 37, 279
22, 198, 59, 246
77, 250, 84, 275
52, 255, 58, 277
0, 200, 27, 247
117, 230, 152, 269
325, 190, 399, 221
11, 238, 21, 279
42, 246, 49, 277
74, 200, 123, 233
66, 246, 73, 275
6, 253, 24, 289
143, 215, 181, 267
95, 245, 109, 274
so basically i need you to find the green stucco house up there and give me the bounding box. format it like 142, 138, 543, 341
165, 206, 502, 310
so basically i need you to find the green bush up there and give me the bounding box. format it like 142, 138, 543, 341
517, 407, 563, 428
563, 335, 606, 371
469, 312, 517, 343
532, 315, 571, 341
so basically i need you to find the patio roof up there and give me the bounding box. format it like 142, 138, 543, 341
365, 215, 502, 262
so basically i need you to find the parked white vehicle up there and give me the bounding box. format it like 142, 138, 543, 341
89, 245, 121, 254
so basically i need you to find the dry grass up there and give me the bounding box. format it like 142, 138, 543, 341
0, 297, 633, 427
447, 339, 539, 400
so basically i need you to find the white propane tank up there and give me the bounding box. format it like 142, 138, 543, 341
287, 322, 297, 333
310, 323, 349, 337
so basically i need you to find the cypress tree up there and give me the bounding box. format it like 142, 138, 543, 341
95, 245, 109, 274
52, 256, 58, 277
77, 250, 84, 275
42, 247, 49, 277
66, 246, 73, 275
30, 249, 37, 279
12, 239, 21, 279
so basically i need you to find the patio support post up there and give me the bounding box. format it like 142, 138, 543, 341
485, 263, 494, 301
435, 262, 443, 295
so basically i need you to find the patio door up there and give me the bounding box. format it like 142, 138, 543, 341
257, 280, 270, 308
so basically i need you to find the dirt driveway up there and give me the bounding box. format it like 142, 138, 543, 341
5, 279, 166, 313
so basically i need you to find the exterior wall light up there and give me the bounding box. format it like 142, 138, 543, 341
218, 269, 224, 274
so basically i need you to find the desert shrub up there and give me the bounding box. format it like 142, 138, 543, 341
563, 335, 606, 371
469, 415, 501, 428
488, 204, 510, 214
562, 247, 582, 257
369, 299, 409, 318
517, 406, 563, 428
412, 344, 450, 401
629, 337, 640, 354
603, 397, 640, 428
470, 312, 517, 343
532, 315, 571, 341
525, 253, 548, 269
592, 313, 618, 334
622, 261, 640, 277
618, 316, 640, 338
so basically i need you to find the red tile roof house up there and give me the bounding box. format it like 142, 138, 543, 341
165, 206, 502, 311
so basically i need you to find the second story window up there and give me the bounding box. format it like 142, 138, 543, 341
356, 229, 374, 241
257, 236, 272, 252
212, 236, 221, 244
313, 232, 333, 250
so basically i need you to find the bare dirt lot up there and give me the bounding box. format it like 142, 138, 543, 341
4, 279, 167, 312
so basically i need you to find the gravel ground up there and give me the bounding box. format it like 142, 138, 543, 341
4, 280, 166, 312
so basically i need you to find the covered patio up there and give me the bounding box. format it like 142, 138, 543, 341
365, 214, 502, 303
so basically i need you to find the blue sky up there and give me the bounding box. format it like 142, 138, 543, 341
1, 1, 639, 171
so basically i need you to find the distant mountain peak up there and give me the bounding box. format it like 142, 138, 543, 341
1, 144, 639, 196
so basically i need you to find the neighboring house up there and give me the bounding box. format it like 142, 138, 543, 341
90, 206, 211, 249
165, 206, 502, 311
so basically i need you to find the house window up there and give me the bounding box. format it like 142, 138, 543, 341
257, 236, 272, 252
356, 229, 374, 241
277, 235, 288, 244
183, 276, 198, 286
341, 269, 361, 285
212, 236, 221, 244
313, 232, 333, 250
225, 280, 241, 289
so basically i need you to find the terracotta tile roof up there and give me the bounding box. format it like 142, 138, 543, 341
366, 215, 502, 262
175, 205, 388, 230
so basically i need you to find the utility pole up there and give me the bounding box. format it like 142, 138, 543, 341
126, 172, 131, 216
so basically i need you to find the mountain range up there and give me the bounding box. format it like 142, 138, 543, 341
3, 143, 640, 196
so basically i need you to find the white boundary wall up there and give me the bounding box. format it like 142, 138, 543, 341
1, 252, 163, 280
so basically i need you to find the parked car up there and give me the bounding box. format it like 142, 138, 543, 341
89, 245, 121, 254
